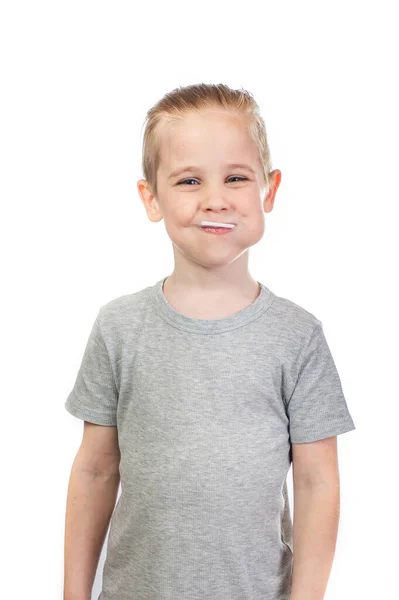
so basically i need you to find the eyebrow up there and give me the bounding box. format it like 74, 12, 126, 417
168, 163, 255, 179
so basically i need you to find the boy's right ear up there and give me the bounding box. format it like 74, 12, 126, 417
137, 180, 164, 223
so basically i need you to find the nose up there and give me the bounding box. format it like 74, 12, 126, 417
202, 194, 231, 213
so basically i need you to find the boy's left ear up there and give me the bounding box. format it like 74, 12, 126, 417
263, 169, 281, 214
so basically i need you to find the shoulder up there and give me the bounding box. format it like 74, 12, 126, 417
96, 284, 153, 337
267, 287, 322, 349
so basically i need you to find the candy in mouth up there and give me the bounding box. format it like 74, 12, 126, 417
200, 221, 236, 229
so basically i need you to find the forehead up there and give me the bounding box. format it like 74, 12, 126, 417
157, 109, 260, 173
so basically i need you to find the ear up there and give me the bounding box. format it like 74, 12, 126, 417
137, 179, 164, 223
263, 169, 282, 214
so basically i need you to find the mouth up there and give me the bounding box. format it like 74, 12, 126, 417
199, 222, 236, 235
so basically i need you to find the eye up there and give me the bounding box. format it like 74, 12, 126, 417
177, 176, 248, 185
177, 178, 198, 185
228, 176, 248, 183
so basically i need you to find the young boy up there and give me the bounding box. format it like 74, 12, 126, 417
64, 83, 356, 600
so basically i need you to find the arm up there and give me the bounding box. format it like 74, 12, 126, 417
64, 422, 121, 600
290, 436, 340, 600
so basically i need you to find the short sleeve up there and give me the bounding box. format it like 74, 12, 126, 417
64, 311, 119, 426
286, 322, 356, 444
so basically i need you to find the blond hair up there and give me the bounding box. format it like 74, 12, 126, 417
140, 83, 273, 198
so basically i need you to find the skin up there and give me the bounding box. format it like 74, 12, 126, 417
137, 107, 282, 319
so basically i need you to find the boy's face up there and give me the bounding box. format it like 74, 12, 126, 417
138, 108, 281, 269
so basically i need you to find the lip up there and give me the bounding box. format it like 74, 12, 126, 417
199, 225, 236, 235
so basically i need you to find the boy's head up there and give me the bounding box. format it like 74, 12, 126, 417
137, 83, 281, 270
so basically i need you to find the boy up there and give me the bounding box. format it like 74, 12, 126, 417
64, 83, 356, 600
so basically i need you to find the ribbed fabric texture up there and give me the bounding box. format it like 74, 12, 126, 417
65, 276, 356, 600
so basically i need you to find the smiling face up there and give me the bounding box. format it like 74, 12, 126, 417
138, 108, 281, 270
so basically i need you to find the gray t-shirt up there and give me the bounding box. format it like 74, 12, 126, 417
65, 276, 356, 600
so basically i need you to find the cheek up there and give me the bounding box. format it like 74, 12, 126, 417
162, 206, 187, 228
243, 200, 266, 221
166, 199, 195, 222
246, 210, 266, 237
163, 210, 195, 239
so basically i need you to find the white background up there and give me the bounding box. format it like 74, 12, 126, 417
1, 1, 397, 598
